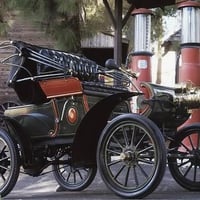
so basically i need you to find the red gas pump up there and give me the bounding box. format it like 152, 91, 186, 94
130, 8, 153, 113
178, 0, 200, 124
131, 8, 153, 87
178, 1, 200, 147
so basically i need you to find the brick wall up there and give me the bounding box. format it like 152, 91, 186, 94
0, 13, 55, 104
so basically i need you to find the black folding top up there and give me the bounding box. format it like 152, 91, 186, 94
9, 40, 101, 83
5, 41, 130, 104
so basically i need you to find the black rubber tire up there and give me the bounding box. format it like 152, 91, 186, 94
0, 129, 20, 197
97, 113, 166, 199
53, 154, 97, 191
168, 123, 200, 191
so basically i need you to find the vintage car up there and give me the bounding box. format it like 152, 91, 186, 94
0, 40, 166, 198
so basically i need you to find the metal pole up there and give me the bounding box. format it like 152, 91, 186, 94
114, 0, 122, 66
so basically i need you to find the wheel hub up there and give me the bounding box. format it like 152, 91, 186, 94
120, 148, 138, 166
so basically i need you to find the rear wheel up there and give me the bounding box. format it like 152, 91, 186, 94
97, 113, 166, 199
53, 154, 97, 191
0, 129, 20, 197
168, 124, 200, 191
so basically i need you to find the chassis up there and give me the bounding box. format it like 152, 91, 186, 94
0, 40, 167, 198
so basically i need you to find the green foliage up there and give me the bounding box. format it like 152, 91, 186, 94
57, 0, 77, 14
4, 0, 110, 52
151, 6, 177, 42
6, 0, 81, 52
0, 0, 180, 52
0, 0, 8, 37
0, 23, 7, 37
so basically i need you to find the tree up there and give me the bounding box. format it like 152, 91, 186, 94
8, 0, 81, 52
0, 0, 9, 36
6, 0, 110, 53
1, 1, 179, 57
151, 6, 177, 84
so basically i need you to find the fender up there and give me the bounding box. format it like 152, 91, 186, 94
72, 91, 140, 166
177, 123, 200, 135
3, 117, 33, 167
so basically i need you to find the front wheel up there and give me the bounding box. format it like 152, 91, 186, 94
0, 129, 20, 197
97, 113, 166, 199
168, 124, 200, 191
53, 154, 97, 191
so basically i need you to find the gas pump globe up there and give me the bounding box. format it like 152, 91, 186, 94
129, 8, 153, 113
130, 8, 153, 83
133, 9, 152, 52
180, 1, 200, 44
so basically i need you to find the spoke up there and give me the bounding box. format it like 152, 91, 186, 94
193, 164, 197, 182
133, 166, 139, 186
182, 163, 193, 177
177, 159, 190, 168
107, 148, 121, 155
59, 165, 69, 175
58, 164, 69, 175
179, 141, 192, 152
0, 164, 9, 171
60, 168, 65, 176
122, 127, 129, 147
114, 165, 126, 180
188, 135, 195, 150
0, 173, 6, 181
138, 158, 154, 165
0, 156, 10, 162
124, 166, 130, 186
130, 126, 136, 147
83, 168, 89, 173
137, 163, 149, 179
73, 171, 77, 183
0, 145, 7, 155
66, 172, 71, 182
1, 104, 6, 111
108, 159, 122, 167
135, 133, 146, 149
77, 170, 83, 180
138, 145, 154, 154
112, 135, 124, 149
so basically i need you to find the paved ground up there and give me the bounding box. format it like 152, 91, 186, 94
4, 167, 200, 200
